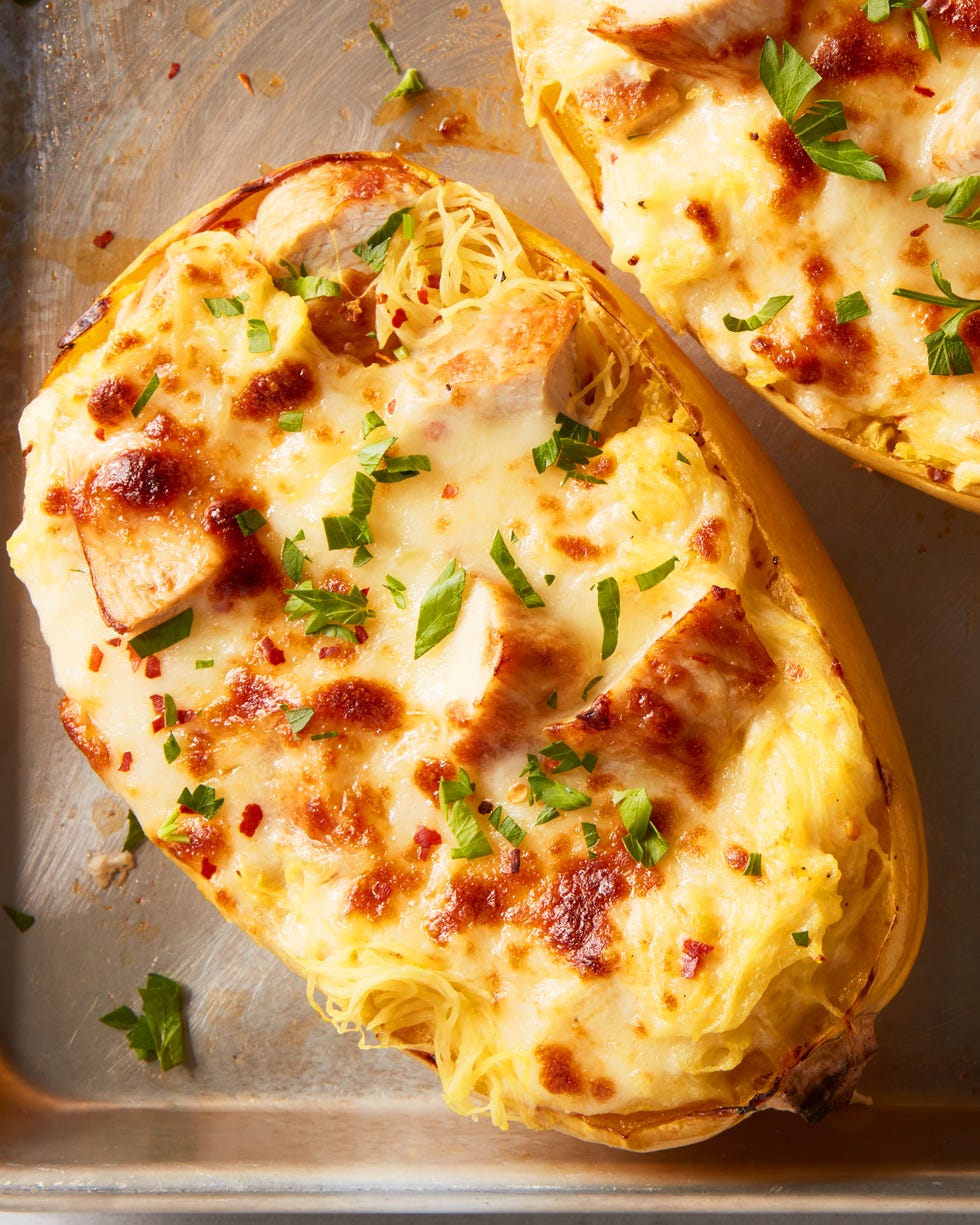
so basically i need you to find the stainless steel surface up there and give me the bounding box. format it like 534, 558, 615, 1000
0, 0, 978, 1211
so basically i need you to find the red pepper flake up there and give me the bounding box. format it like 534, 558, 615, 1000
829, 659, 844, 680
201, 858, 217, 880
176, 708, 194, 725
260, 636, 286, 666
93, 230, 114, 249
417, 288, 429, 305
144, 654, 162, 679
237, 72, 254, 94
105, 637, 121, 647
426, 273, 440, 289
167, 62, 181, 80
354, 625, 369, 644
437, 112, 468, 139
441, 483, 458, 499
391, 307, 408, 328
128, 646, 142, 672
591, 260, 607, 275
94, 427, 106, 441
913, 84, 934, 97
150, 694, 165, 714
910, 223, 929, 238
119, 751, 133, 773
680, 938, 714, 979
151, 716, 165, 734
505, 847, 521, 875
239, 803, 264, 837
413, 825, 442, 861
88, 644, 104, 672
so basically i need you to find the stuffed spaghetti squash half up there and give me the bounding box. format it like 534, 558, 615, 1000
8, 153, 924, 1150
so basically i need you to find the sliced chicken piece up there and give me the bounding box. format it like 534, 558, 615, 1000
927, 57, 980, 178
547, 586, 777, 800
70, 447, 222, 633
432, 299, 581, 421
589, 0, 794, 80
247, 160, 420, 279
575, 65, 681, 138
440, 577, 581, 767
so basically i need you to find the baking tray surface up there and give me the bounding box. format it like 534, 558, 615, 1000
1, 0, 978, 1211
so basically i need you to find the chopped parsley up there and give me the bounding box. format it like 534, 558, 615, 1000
676, 451, 691, 465
834, 291, 871, 324
439, 769, 491, 860
2, 904, 35, 933
323, 472, 375, 551
163, 732, 181, 764
158, 810, 190, 843
546, 690, 558, 710
894, 261, 980, 375
122, 810, 146, 853
613, 788, 669, 868
178, 784, 224, 820
911, 176, 980, 229
384, 573, 407, 609
489, 530, 545, 609
743, 852, 763, 877
488, 805, 526, 848
760, 37, 885, 181
532, 412, 605, 485
354, 208, 414, 273
581, 820, 600, 859
275, 260, 341, 300
284, 581, 375, 640
131, 372, 160, 419
235, 508, 266, 537
281, 530, 309, 584
99, 972, 186, 1071
581, 675, 603, 703
280, 704, 314, 737
358, 434, 431, 483
522, 754, 592, 819
863, 0, 939, 60
195, 659, 214, 669
596, 576, 620, 660
368, 20, 426, 100
128, 608, 193, 659
246, 318, 272, 353
536, 740, 596, 775
723, 294, 793, 333
203, 294, 247, 317
792, 929, 811, 948
163, 694, 178, 727
362, 410, 386, 436
635, 555, 679, 592
414, 559, 466, 659
278, 410, 304, 432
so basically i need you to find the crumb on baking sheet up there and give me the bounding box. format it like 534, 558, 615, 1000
86, 851, 136, 889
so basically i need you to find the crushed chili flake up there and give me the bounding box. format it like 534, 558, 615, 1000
105, 637, 121, 647
168, 62, 181, 80
426, 273, 440, 289
144, 654, 162, 679
118, 751, 133, 773
151, 715, 165, 734
505, 847, 521, 875
441, 483, 458, 499
128, 646, 142, 672
239, 803, 264, 837
417, 288, 429, 305
150, 694, 165, 714
176, 708, 194, 725
913, 84, 934, 97
413, 825, 442, 861
201, 858, 217, 880
354, 625, 369, 644
94, 427, 106, 441
680, 938, 714, 979
260, 636, 286, 666
93, 230, 114, 249
237, 72, 254, 94
88, 644, 104, 672
390, 307, 408, 329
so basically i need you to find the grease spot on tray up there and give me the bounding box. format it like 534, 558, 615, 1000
185, 4, 215, 38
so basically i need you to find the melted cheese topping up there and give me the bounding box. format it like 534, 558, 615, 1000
505, 0, 980, 495
9, 160, 890, 1135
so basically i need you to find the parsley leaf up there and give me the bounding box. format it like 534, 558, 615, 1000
203, 294, 246, 317
894, 261, 980, 375
163, 732, 181, 764
834, 291, 871, 324
596, 576, 620, 660
284, 581, 375, 637
178, 784, 224, 820
275, 261, 341, 300
581, 820, 600, 859
581, 675, 603, 703
128, 608, 193, 659
280, 704, 314, 737
281, 530, 309, 584
158, 809, 190, 843
246, 319, 272, 353
373, 453, 430, 483
384, 573, 407, 608
532, 412, 605, 485
324, 472, 376, 551
354, 208, 414, 273
490, 530, 545, 609
635, 555, 679, 591
912, 176, 980, 228
278, 410, 304, 432
488, 805, 526, 848
536, 740, 597, 775
122, 810, 146, 853
386, 67, 426, 101
100, 972, 186, 1071
163, 693, 178, 727
613, 788, 669, 868
863, 0, 940, 60
723, 294, 793, 333
362, 410, 386, 437
414, 559, 467, 659
438, 770, 491, 860
744, 852, 763, 877
760, 38, 885, 181
792, 929, 811, 947
2, 904, 35, 933
235, 507, 266, 537
522, 755, 592, 813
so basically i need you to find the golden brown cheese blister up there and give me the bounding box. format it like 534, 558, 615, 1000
503, 0, 980, 508
9, 153, 925, 1151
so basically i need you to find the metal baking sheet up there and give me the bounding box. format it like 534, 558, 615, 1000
1, 0, 978, 1211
